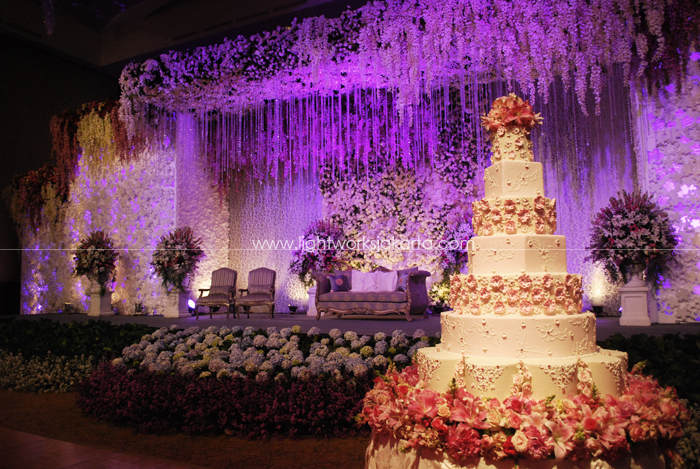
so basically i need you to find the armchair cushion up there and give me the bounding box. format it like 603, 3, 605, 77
248, 284, 271, 295
238, 294, 274, 303
210, 285, 231, 295
319, 291, 407, 303
197, 294, 232, 306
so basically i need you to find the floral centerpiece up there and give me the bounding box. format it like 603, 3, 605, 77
480, 93, 543, 135
359, 363, 688, 463
586, 191, 678, 288
73, 230, 119, 294
151, 227, 205, 291
289, 220, 346, 288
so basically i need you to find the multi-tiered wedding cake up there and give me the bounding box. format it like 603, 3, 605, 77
415, 94, 628, 401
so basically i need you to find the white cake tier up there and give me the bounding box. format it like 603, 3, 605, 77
450, 273, 583, 316
472, 196, 556, 236
484, 161, 543, 198
416, 346, 628, 401
489, 126, 535, 165
439, 312, 597, 359
467, 235, 568, 275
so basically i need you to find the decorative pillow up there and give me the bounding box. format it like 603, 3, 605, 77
351, 270, 377, 292
328, 274, 350, 292
396, 272, 411, 292
376, 270, 398, 291
333, 270, 352, 290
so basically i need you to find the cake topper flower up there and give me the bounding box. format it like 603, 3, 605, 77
481, 93, 543, 134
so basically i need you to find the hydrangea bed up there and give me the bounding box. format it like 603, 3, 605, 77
78, 325, 438, 436
358, 365, 689, 463
0, 350, 94, 393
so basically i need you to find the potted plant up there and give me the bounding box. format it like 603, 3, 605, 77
151, 227, 204, 317
586, 191, 678, 323
73, 230, 119, 315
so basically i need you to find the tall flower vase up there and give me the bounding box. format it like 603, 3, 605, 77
164, 289, 191, 318
619, 264, 651, 326
88, 273, 113, 317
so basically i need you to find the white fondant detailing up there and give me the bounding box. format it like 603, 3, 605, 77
604, 360, 627, 393
514, 329, 545, 358
540, 363, 577, 393
416, 352, 442, 384
465, 363, 505, 393
536, 323, 569, 342
570, 314, 593, 332
454, 359, 466, 388
508, 169, 539, 192
470, 244, 516, 267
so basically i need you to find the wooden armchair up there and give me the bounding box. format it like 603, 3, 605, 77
195, 268, 237, 319
237, 267, 276, 318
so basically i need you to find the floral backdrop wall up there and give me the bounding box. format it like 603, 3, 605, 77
639, 56, 700, 322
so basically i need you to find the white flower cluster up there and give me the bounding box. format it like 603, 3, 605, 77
0, 350, 94, 393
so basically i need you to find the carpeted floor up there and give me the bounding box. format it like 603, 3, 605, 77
0, 390, 369, 469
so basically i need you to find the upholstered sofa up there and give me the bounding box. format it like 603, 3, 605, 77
313, 267, 431, 321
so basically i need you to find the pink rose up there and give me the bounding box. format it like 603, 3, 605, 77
531, 287, 544, 304
478, 199, 491, 213
506, 289, 519, 305
487, 409, 502, 427
534, 196, 546, 214
507, 412, 522, 429
491, 276, 505, 291
628, 423, 646, 442
483, 223, 494, 236
565, 300, 578, 314
518, 274, 532, 290
554, 286, 566, 303
491, 209, 503, 225
469, 304, 481, 315
513, 374, 524, 386
520, 300, 533, 315
505, 220, 517, 234
480, 287, 491, 302
510, 386, 520, 395
521, 383, 533, 397
518, 209, 531, 225
511, 430, 529, 452
493, 301, 506, 315
504, 199, 517, 213
466, 275, 478, 290
542, 274, 553, 290
577, 369, 592, 383
582, 416, 598, 432
535, 219, 546, 234
543, 299, 556, 315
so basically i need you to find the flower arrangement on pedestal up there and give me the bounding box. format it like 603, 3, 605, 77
586, 191, 678, 288
150, 227, 205, 291
73, 230, 119, 295
289, 220, 346, 288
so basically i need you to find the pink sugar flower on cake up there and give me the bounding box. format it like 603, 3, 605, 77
477, 199, 490, 213
480, 288, 491, 302
491, 276, 505, 291
531, 287, 544, 304
534, 196, 547, 214
506, 289, 519, 305
465, 275, 478, 290
518, 209, 532, 224
505, 220, 517, 234
491, 209, 503, 224
504, 199, 517, 213
542, 274, 554, 290
493, 301, 506, 315
518, 274, 532, 290
535, 220, 546, 234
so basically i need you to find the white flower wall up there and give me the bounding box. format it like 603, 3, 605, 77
228, 174, 323, 312
639, 56, 700, 322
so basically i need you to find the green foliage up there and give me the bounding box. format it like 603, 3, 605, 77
0, 318, 156, 361
598, 332, 700, 405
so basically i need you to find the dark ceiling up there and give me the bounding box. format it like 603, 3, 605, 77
1, 0, 368, 77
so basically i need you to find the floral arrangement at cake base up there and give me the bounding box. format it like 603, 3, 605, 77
77, 325, 437, 437
358, 364, 688, 467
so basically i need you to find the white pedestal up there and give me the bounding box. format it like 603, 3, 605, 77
164, 290, 191, 318
88, 290, 113, 316
307, 286, 318, 317
619, 284, 651, 326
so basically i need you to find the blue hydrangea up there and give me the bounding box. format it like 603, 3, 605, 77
281, 359, 293, 370
322, 361, 339, 374
291, 366, 307, 379
240, 337, 253, 349
169, 325, 180, 332
253, 335, 267, 348
350, 340, 362, 350
259, 361, 275, 373
334, 338, 346, 346
360, 335, 371, 345
393, 354, 409, 364
279, 328, 292, 338
412, 329, 427, 339
183, 327, 200, 335
152, 328, 167, 339
374, 332, 386, 341
314, 344, 329, 358
307, 327, 322, 336
255, 371, 270, 384
219, 326, 231, 337
158, 351, 174, 361
266, 326, 278, 335
230, 326, 243, 335
326, 351, 342, 362
374, 341, 388, 356
344, 331, 358, 341
392, 330, 406, 338
138, 340, 150, 349
407, 341, 429, 358
352, 363, 369, 378
280, 341, 298, 354
208, 357, 227, 373
288, 350, 304, 364
390, 335, 409, 348
203, 326, 218, 335
329, 328, 342, 339
141, 335, 153, 343
307, 362, 324, 376
204, 334, 219, 346
243, 326, 255, 337
268, 354, 285, 368
372, 355, 388, 368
